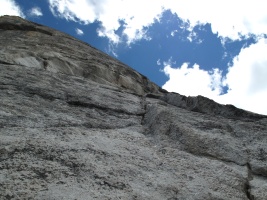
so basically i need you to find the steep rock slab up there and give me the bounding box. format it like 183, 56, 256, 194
1, 15, 267, 200
0, 15, 161, 96
145, 97, 267, 200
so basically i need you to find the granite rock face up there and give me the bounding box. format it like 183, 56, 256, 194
0, 15, 267, 200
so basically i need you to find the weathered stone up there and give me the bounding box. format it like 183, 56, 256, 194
0, 15, 267, 200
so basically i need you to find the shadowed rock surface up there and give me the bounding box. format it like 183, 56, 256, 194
0, 15, 267, 200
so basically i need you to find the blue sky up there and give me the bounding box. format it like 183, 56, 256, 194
1, 0, 267, 115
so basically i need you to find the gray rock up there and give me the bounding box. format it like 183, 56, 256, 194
0, 15, 267, 200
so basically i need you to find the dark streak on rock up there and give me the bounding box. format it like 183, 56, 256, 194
67, 100, 145, 117
245, 163, 254, 200
0, 22, 53, 36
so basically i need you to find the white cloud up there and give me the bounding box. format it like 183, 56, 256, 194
187, 31, 196, 42
217, 38, 267, 115
0, 0, 24, 17
162, 38, 267, 115
75, 28, 84, 36
48, 0, 267, 44
157, 59, 161, 65
49, 0, 98, 22
28, 7, 43, 17
163, 63, 223, 98
186, 31, 202, 44
48, 0, 164, 44
171, 30, 178, 37
164, 0, 267, 41
163, 57, 176, 66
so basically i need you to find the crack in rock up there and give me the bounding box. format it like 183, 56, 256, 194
245, 163, 255, 200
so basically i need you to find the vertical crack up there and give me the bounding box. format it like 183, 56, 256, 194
244, 163, 254, 200
140, 95, 147, 125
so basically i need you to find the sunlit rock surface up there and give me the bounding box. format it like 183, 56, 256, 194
1, 15, 267, 200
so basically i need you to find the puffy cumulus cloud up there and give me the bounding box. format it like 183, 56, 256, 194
0, 0, 24, 17
217, 38, 267, 115
48, 0, 164, 44
162, 63, 223, 98
75, 28, 84, 36
164, 0, 267, 40
48, 0, 267, 44
162, 39, 267, 115
28, 7, 43, 17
